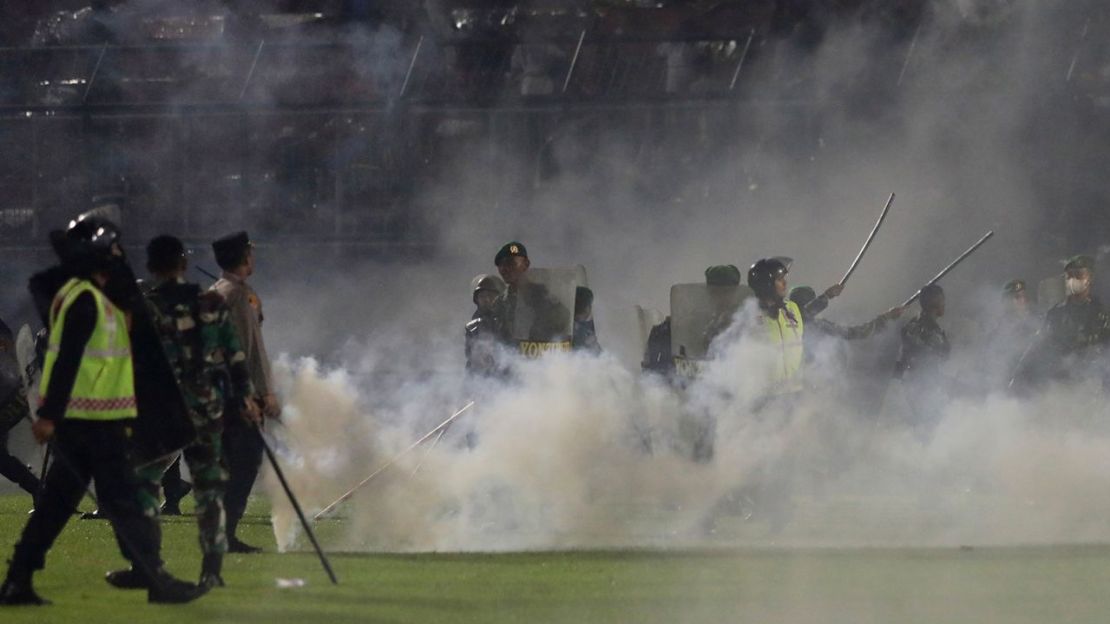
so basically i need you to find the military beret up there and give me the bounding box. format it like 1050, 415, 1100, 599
705, 264, 741, 287
1002, 279, 1026, 295
495, 241, 528, 266
212, 231, 252, 270
1064, 255, 1095, 272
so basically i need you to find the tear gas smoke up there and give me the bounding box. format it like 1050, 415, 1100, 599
253, 2, 1110, 554
266, 330, 1110, 553
4, 1, 1110, 553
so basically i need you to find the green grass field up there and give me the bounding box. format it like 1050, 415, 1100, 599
1, 493, 1109, 623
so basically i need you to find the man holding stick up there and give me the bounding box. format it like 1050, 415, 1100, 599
211, 231, 279, 554
104, 235, 259, 590
0, 217, 204, 605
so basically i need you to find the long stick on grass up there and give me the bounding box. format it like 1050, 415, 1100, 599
313, 401, 475, 521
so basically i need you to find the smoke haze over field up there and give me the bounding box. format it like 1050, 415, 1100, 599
5, 1, 1110, 555
251, 2, 1110, 554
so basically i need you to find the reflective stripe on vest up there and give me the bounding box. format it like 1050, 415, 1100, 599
40, 278, 137, 421
763, 300, 805, 393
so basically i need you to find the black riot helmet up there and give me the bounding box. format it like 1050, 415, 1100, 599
56, 213, 123, 271
747, 258, 789, 301
472, 274, 505, 304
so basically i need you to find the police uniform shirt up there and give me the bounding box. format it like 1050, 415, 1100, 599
212, 272, 273, 398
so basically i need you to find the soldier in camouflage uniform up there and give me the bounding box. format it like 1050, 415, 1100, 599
492, 241, 569, 343
894, 284, 950, 437
108, 236, 257, 590
896, 284, 950, 380
982, 279, 1039, 388
1013, 256, 1110, 388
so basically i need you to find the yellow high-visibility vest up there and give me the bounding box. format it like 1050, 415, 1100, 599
762, 300, 805, 393
40, 278, 137, 420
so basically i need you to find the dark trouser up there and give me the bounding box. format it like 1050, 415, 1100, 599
7, 419, 161, 580
221, 418, 263, 541
0, 424, 39, 496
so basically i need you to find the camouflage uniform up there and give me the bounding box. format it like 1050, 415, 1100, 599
1040, 297, 1110, 355
895, 315, 950, 435
137, 278, 253, 559
895, 315, 950, 380
1015, 297, 1110, 386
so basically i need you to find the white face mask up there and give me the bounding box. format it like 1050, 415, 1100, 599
1066, 277, 1089, 296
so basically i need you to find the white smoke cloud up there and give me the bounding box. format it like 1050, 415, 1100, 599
249, 1, 1110, 555
265, 335, 1110, 554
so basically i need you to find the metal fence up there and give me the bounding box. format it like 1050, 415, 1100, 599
0, 33, 844, 245
0, 100, 821, 245
0, 34, 782, 112
0, 28, 1104, 248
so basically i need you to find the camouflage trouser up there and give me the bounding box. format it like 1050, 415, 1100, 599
135, 408, 228, 556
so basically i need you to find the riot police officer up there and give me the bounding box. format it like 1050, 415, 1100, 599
0, 217, 204, 605
1013, 256, 1110, 387
747, 258, 806, 395
466, 274, 506, 377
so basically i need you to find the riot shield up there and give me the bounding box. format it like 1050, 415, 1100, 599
636, 305, 665, 355
15, 325, 35, 386
0, 347, 21, 407
573, 265, 589, 289
509, 267, 577, 358
15, 325, 40, 410
670, 282, 753, 378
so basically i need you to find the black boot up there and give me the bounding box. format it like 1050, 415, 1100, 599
199, 553, 224, 589
105, 567, 149, 590
227, 537, 262, 554
146, 568, 208, 604
159, 500, 183, 516
0, 566, 49, 606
